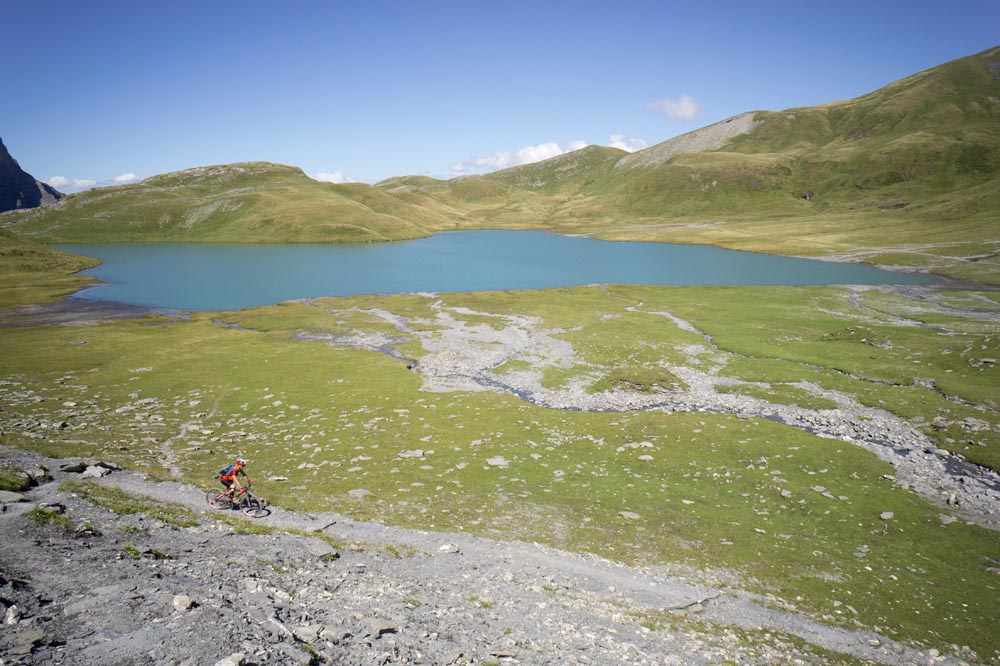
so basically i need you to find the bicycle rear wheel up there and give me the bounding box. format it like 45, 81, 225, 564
240, 494, 268, 517
206, 489, 230, 509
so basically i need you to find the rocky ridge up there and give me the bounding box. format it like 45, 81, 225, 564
0, 138, 62, 213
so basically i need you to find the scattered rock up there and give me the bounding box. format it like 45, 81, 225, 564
274, 643, 313, 665
363, 617, 397, 638
398, 449, 425, 459
81, 465, 111, 478
9, 628, 44, 656
438, 543, 461, 554
0, 490, 25, 504
172, 594, 193, 612
485, 456, 509, 469
618, 511, 640, 520
880, 511, 895, 521
213, 654, 246, 666
348, 489, 372, 500
4, 603, 21, 624
293, 623, 324, 643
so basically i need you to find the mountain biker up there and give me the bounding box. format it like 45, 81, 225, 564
220, 458, 251, 498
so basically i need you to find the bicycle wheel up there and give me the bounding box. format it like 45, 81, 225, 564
240, 494, 268, 517
206, 489, 231, 509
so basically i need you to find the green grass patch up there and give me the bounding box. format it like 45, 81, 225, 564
0, 465, 33, 491
716, 383, 839, 410
23, 505, 72, 529
590, 366, 685, 393
61, 480, 200, 528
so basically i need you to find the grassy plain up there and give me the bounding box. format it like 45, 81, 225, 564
1, 281, 998, 661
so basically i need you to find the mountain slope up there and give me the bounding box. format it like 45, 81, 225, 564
1, 46, 998, 280
615, 112, 762, 169
3, 162, 449, 243
0, 138, 63, 213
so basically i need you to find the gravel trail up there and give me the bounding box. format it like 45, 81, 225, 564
0, 450, 977, 665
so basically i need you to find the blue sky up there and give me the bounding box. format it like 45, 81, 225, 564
3, 1, 998, 191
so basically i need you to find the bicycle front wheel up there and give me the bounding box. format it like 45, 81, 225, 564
206, 489, 230, 509
240, 494, 268, 517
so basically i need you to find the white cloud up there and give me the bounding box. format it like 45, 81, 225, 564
516, 142, 565, 164
47, 176, 98, 191
114, 172, 139, 183
608, 134, 648, 152
471, 152, 515, 171
645, 95, 704, 121
311, 171, 356, 184
452, 139, 589, 176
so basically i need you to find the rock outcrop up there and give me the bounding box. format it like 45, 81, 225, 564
0, 137, 62, 212
615, 112, 763, 169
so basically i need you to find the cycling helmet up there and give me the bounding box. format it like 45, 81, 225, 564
236, 458, 247, 466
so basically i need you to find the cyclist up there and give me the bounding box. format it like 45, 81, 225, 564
220, 458, 251, 499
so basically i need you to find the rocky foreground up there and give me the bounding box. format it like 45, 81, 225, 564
0, 448, 979, 666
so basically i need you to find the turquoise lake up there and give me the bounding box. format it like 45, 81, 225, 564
57, 231, 937, 311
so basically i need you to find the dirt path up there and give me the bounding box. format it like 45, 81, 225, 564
0, 450, 976, 665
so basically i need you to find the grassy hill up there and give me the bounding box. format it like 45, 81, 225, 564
2, 46, 998, 282
2, 162, 451, 244
0, 228, 98, 308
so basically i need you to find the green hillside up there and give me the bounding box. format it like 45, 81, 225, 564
2, 46, 998, 282
0, 228, 98, 307
3, 162, 448, 244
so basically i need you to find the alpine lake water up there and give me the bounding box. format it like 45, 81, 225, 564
57, 230, 937, 312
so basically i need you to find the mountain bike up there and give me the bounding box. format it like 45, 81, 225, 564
205, 481, 269, 517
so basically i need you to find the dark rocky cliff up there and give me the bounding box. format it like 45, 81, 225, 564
0, 137, 62, 212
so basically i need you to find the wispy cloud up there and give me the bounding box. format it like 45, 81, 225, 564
608, 134, 648, 152
47, 176, 97, 192
47, 172, 142, 193
645, 94, 704, 121
451, 140, 590, 176
311, 171, 356, 184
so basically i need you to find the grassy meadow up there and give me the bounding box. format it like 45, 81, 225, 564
1, 281, 998, 661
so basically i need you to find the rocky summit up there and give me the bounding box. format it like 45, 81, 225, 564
0, 137, 62, 213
